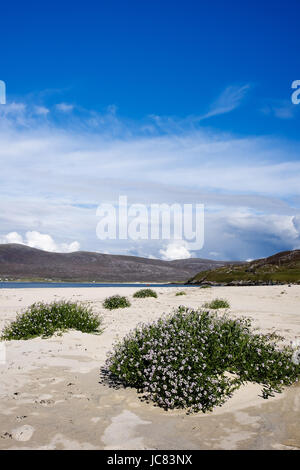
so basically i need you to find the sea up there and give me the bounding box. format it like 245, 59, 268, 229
0, 282, 186, 289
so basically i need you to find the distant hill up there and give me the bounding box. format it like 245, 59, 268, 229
0, 244, 234, 283
188, 250, 300, 285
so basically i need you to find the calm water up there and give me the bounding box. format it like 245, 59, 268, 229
0, 282, 186, 289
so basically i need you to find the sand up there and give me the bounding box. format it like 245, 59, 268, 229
0, 285, 299, 450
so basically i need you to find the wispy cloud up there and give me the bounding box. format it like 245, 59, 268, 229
34, 105, 50, 116
0, 95, 299, 260
261, 99, 299, 120
198, 84, 251, 120
56, 102, 75, 113
149, 84, 252, 129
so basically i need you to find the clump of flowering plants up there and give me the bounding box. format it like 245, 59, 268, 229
105, 306, 299, 413
1, 300, 102, 340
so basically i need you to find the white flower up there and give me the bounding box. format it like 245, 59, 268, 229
291, 339, 300, 365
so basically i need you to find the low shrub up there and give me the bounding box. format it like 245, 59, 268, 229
175, 291, 186, 296
103, 295, 131, 310
203, 298, 230, 309
106, 306, 299, 413
133, 289, 158, 299
1, 300, 102, 340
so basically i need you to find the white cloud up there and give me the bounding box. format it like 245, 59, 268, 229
1, 102, 26, 115
199, 84, 250, 120
261, 100, 298, 120
56, 102, 75, 113
0, 231, 80, 253
209, 251, 220, 257
160, 243, 192, 261
61, 241, 81, 252
292, 215, 300, 233
0, 232, 24, 244
34, 106, 50, 116
0, 96, 300, 261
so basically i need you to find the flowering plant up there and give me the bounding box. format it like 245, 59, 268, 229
106, 306, 299, 413
1, 300, 102, 340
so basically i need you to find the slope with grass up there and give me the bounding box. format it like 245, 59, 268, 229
188, 250, 300, 285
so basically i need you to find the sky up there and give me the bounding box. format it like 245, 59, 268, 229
0, 0, 300, 261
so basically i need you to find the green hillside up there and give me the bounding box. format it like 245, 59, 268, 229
188, 250, 300, 285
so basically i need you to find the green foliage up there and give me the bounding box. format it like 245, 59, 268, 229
1, 301, 102, 340
103, 295, 131, 310
133, 289, 158, 298
203, 298, 230, 309
175, 291, 186, 296
106, 306, 299, 413
191, 259, 300, 285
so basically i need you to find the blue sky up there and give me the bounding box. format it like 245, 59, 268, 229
0, 0, 300, 260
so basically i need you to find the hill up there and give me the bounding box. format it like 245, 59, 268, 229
188, 249, 300, 285
0, 244, 233, 283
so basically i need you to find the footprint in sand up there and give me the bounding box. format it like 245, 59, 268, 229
12, 425, 35, 442
101, 410, 151, 450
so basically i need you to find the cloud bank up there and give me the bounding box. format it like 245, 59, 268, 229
0, 231, 80, 253
0, 92, 300, 261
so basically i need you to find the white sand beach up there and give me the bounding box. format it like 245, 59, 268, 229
0, 285, 300, 450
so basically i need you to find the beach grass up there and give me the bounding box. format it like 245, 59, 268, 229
133, 288, 158, 298
103, 295, 131, 310
203, 298, 230, 309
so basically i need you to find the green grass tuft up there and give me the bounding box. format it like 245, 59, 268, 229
175, 291, 187, 296
133, 289, 158, 299
1, 300, 102, 340
203, 298, 230, 309
103, 295, 131, 310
